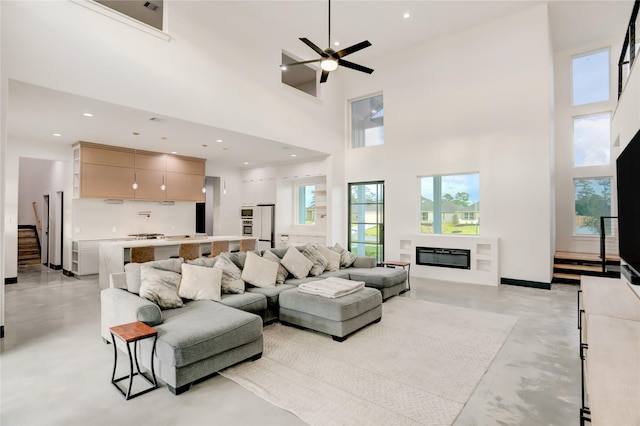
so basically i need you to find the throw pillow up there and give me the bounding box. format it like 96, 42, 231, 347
331, 243, 357, 268
125, 258, 184, 294
263, 250, 289, 284
178, 263, 222, 301
186, 256, 218, 268
241, 251, 278, 288
139, 266, 184, 309
302, 243, 328, 276
213, 253, 245, 294
281, 246, 314, 279
317, 244, 341, 272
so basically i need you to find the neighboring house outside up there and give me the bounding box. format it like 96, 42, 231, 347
420, 198, 480, 226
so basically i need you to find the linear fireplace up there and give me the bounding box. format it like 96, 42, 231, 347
416, 246, 471, 270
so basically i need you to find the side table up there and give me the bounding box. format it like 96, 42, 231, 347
110, 321, 159, 400
381, 260, 411, 292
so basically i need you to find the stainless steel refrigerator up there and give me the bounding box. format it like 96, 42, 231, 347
251, 204, 275, 251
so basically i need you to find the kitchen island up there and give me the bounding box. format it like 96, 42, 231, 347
98, 235, 256, 289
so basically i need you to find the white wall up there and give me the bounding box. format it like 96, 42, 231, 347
554, 39, 622, 254
342, 5, 555, 284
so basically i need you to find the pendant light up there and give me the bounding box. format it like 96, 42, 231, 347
132, 149, 139, 189
160, 175, 166, 191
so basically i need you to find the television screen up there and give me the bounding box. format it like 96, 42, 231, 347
616, 128, 640, 281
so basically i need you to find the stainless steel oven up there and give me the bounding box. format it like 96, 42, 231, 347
241, 208, 254, 236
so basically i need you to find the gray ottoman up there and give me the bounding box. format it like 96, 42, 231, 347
348, 267, 407, 300
279, 287, 382, 341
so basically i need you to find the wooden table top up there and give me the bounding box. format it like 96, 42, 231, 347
381, 260, 410, 267
110, 321, 157, 343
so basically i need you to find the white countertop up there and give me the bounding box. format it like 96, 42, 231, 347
99, 235, 254, 248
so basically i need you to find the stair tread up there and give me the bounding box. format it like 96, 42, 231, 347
555, 251, 620, 262
554, 263, 601, 272
553, 272, 581, 279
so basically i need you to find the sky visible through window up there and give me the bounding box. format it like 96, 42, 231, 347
572, 50, 609, 105
574, 113, 611, 167
421, 174, 480, 201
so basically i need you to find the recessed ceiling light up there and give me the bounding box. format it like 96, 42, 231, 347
403, 12, 411, 19
83, 113, 93, 117
280, 65, 287, 71
334, 41, 340, 46
53, 133, 62, 137
291, 154, 297, 157
171, 151, 177, 154
216, 139, 223, 143
244, 162, 249, 165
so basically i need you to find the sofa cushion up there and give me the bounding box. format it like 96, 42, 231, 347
213, 253, 245, 294
302, 244, 328, 276
241, 251, 278, 288
246, 284, 296, 308
262, 250, 289, 284
125, 258, 184, 294
178, 263, 222, 302
155, 301, 262, 367
220, 292, 267, 315
317, 244, 340, 272
281, 246, 314, 279
139, 266, 184, 309
279, 287, 382, 322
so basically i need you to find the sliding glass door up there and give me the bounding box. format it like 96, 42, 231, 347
348, 181, 384, 263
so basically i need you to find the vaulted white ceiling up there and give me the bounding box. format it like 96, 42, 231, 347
7, 1, 634, 168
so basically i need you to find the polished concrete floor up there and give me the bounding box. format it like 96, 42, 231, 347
1, 265, 580, 426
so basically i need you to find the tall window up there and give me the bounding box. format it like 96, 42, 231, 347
573, 113, 611, 167
297, 184, 316, 225
574, 177, 612, 235
348, 182, 384, 262
351, 94, 384, 148
572, 49, 610, 106
419, 173, 480, 235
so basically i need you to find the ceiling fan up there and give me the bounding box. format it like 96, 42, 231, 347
281, 0, 374, 83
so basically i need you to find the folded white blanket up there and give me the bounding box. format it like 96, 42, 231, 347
298, 277, 365, 298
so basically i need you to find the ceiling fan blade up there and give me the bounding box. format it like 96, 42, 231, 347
299, 38, 328, 57
282, 59, 322, 67
335, 40, 372, 58
320, 70, 330, 83
338, 59, 374, 74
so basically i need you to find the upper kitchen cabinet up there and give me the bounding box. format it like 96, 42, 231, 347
75, 143, 135, 199
133, 151, 166, 201
166, 155, 206, 202
73, 142, 206, 202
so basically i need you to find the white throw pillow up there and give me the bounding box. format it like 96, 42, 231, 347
317, 244, 341, 272
281, 246, 314, 279
139, 266, 184, 309
179, 263, 222, 301
263, 250, 289, 284
125, 258, 184, 294
241, 251, 278, 288
331, 243, 357, 268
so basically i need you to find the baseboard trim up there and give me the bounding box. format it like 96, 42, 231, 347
501, 277, 551, 290
49, 263, 62, 270
4, 277, 18, 285
0, 325, 4, 338
63, 269, 74, 277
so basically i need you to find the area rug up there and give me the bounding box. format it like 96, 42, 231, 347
220, 296, 518, 426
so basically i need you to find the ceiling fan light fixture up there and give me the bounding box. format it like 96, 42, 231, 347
320, 58, 338, 71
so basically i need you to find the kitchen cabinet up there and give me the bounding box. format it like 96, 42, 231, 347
73, 142, 206, 202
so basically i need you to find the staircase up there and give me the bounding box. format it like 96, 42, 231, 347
553, 251, 621, 285
18, 226, 41, 266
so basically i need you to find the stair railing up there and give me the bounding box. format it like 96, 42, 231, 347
599, 216, 618, 273
32, 201, 42, 231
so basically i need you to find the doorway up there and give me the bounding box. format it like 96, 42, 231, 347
348, 181, 385, 264
42, 194, 50, 267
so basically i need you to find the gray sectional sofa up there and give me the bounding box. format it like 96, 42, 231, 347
100, 244, 407, 394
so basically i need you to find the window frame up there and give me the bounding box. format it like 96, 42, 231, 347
572, 111, 612, 168
571, 48, 611, 106
349, 92, 384, 149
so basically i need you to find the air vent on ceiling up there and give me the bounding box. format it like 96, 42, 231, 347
149, 117, 166, 123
